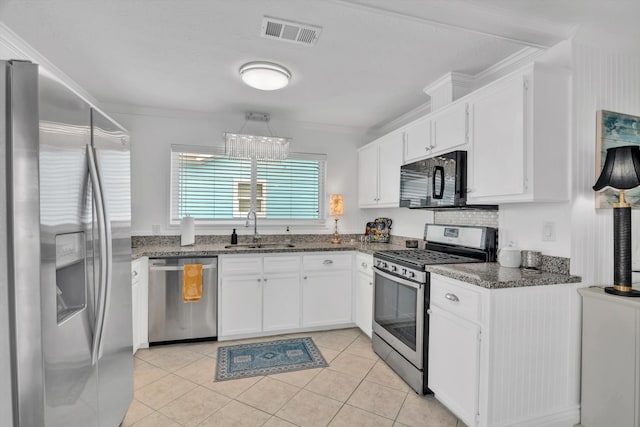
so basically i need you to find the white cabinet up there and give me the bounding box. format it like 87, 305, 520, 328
220, 275, 263, 336
263, 256, 301, 332
580, 287, 640, 427
131, 256, 149, 353
403, 116, 431, 162
404, 102, 469, 164
302, 253, 353, 328
428, 274, 583, 427
219, 255, 300, 339
358, 130, 403, 208
354, 253, 373, 337
467, 63, 569, 204
430, 102, 469, 156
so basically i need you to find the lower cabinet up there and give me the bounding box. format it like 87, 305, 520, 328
131, 256, 149, 353
580, 287, 640, 427
428, 305, 480, 426
354, 253, 373, 337
428, 274, 584, 427
302, 253, 353, 328
219, 255, 300, 338
263, 272, 300, 332
219, 252, 354, 340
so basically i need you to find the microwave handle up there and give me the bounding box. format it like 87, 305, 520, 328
433, 165, 445, 199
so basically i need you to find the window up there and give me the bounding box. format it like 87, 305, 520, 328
170, 145, 326, 224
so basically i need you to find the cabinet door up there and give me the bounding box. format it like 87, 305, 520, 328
263, 273, 300, 332
358, 143, 380, 207
404, 116, 431, 163
377, 131, 403, 207
431, 102, 468, 155
219, 276, 262, 336
131, 280, 140, 353
428, 305, 480, 427
302, 270, 352, 327
468, 74, 526, 202
355, 270, 373, 337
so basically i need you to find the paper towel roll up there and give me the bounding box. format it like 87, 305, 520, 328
180, 216, 195, 246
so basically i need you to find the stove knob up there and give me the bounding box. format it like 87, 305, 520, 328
402, 268, 407, 276
391, 265, 397, 272
382, 262, 388, 268
409, 271, 415, 279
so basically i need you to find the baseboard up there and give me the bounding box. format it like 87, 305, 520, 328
494, 405, 580, 427
218, 322, 357, 341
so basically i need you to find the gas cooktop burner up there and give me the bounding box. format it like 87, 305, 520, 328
375, 249, 481, 268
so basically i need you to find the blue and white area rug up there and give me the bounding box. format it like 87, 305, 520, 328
215, 337, 328, 381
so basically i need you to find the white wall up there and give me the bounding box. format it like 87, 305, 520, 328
569, 42, 640, 284
106, 105, 369, 236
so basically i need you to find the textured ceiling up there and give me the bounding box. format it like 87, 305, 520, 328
0, 0, 621, 129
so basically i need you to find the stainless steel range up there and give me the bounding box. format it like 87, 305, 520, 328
372, 224, 497, 395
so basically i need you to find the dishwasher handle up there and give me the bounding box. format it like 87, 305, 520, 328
150, 263, 217, 271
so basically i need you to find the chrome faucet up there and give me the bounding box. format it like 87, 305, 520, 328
246, 209, 260, 243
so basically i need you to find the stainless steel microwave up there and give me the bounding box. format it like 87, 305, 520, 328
400, 151, 467, 208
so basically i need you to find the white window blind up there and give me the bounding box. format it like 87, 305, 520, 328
170, 145, 326, 223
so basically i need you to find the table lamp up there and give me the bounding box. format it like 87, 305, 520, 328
330, 194, 344, 244
593, 145, 640, 297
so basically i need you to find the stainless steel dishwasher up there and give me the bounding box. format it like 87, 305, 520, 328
148, 257, 217, 343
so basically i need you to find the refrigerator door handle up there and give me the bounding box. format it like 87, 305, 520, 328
96, 147, 113, 362
88, 145, 108, 365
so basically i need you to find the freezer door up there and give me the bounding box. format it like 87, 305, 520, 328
39, 69, 98, 427
91, 109, 133, 427
2, 60, 45, 427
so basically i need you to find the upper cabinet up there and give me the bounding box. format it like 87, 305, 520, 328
404, 101, 469, 164
466, 64, 569, 204
358, 130, 403, 208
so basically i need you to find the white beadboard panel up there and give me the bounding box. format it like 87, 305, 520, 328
485, 284, 583, 427
570, 42, 640, 285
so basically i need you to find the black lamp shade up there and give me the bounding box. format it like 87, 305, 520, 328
593, 145, 640, 191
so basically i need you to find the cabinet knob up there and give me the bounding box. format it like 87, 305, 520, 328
369, 281, 373, 286
323, 259, 334, 265
303, 276, 307, 280
361, 262, 367, 268
132, 270, 139, 277
257, 278, 262, 282
425, 146, 429, 152
264, 278, 268, 282
445, 293, 459, 302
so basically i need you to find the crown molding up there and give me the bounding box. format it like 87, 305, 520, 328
0, 22, 99, 107
473, 46, 544, 84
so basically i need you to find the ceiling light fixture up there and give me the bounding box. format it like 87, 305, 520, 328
239, 61, 291, 91
225, 112, 290, 160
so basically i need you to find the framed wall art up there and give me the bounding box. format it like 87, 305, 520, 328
595, 110, 640, 208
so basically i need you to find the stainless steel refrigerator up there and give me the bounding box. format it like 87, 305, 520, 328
0, 60, 133, 427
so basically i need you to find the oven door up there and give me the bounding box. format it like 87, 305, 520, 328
372, 266, 424, 368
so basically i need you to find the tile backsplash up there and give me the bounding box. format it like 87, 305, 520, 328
434, 210, 499, 228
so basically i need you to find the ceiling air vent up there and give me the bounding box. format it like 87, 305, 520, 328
261, 16, 322, 46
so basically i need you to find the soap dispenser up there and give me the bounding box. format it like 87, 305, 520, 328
231, 228, 238, 245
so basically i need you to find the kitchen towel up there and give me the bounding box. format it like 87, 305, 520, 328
182, 264, 203, 303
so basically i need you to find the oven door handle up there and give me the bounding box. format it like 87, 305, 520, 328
373, 266, 422, 289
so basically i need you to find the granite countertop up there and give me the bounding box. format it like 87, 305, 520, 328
132, 237, 406, 259
425, 262, 581, 289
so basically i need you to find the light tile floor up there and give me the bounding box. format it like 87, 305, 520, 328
123, 328, 466, 427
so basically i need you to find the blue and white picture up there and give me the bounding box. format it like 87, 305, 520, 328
596, 110, 640, 208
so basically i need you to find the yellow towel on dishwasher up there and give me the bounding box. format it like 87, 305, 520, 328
183, 264, 203, 303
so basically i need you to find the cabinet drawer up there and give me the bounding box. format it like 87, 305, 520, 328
430, 276, 481, 322
220, 256, 262, 275
356, 254, 373, 275
264, 255, 300, 273
303, 253, 352, 271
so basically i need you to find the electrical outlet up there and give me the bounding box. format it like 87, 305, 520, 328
542, 221, 556, 242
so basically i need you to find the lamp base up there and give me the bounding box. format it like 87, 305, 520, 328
604, 286, 640, 297
330, 233, 341, 244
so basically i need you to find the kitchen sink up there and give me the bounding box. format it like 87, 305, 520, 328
224, 243, 295, 249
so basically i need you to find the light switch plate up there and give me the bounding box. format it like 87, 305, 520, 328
542, 221, 556, 242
